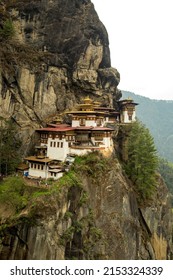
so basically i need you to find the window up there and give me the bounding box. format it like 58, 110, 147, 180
34, 164, 37, 169
41, 165, 44, 170
31, 163, 33, 168
61, 142, 63, 148
38, 164, 40, 170
57, 142, 60, 148
50, 141, 53, 147
54, 142, 56, 147
41, 134, 47, 139
96, 119, 102, 126
80, 119, 86, 126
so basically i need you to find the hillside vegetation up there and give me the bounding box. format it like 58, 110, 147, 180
124, 121, 158, 202
122, 91, 173, 163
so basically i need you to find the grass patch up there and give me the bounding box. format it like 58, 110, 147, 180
0, 177, 29, 213
58, 170, 82, 188
0, 176, 61, 217
73, 152, 110, 177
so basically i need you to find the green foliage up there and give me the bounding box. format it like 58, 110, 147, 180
0, 176, 55, 216
74, 152, 109, 177
58, 171, 82, 188
0, 19, 15, 40
78, 191, 88, 207
64, 211, 73, 221
31, 190, 50, 199
0, 177, 28, 212
124, 121, 158, 201
122, 91, 173, 163
0, 118, 21, 175
158, 158, 173, 205
89, 226, 102, 241
60, 226, 75, 245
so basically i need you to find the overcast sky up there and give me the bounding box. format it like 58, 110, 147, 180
92, 0, 173, 100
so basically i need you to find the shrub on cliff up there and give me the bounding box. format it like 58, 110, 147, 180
0, 19, 15, 40
125, 121, 158, 201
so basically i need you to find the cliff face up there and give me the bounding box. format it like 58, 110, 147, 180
0, 0, 120, 154
0, 155, 172, 260
0, 0, 172, 260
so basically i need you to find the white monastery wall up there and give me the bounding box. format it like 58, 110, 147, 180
48, 171, 63, 180
47, 138, 69, 161
85, 120, 96, 127
121, 109, 136, 123
72, 120, 80, 127
28, 164, 48, 178
70, 147, 93, 156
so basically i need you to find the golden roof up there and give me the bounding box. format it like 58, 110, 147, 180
25, 156, 54, 163
83, 96, 92, 104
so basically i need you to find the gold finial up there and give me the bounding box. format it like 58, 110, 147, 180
53, 114, 63, 124
83, 96, 92, 104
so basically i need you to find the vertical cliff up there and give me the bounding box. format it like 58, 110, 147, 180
0, 0, 120, 154
0, 154, 172, 260
0, 0, 172, 260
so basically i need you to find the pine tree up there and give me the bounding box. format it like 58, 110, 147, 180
125, 121, 158, 200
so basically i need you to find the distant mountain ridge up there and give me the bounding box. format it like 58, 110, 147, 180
122, 90, 173, 162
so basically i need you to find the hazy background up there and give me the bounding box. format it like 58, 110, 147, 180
92, 0, 173, 100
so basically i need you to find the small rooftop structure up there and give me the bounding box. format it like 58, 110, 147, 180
117, 98, 138, 123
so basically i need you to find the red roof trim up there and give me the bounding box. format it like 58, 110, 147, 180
91, 127, 114, 131
36, 124, 114, 133
36, 127, 75, 132
47, 123, 71, 128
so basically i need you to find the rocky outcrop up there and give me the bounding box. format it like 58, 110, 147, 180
0, 0, 120, 154
0, 155, 172, 260
0, 1, 172, 260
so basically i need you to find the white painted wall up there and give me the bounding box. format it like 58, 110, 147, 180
90, 135, 112, 148
28, 163, 48, 178
121, 108, 136, 123
48, 171, 63, 180
132, 110, 136, 121
72, 119, 106, 127
47, 138, 70, 161
70, 147, 93, 156
72, 120, 80, 127
103, 136, 112, 148
28, 162, 64, 180
85, 120, 96, 127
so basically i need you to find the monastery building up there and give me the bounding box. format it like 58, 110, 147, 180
25, 97, 138, 179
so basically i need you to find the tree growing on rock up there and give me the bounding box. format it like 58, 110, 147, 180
125, 120, 158, 201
